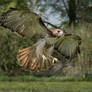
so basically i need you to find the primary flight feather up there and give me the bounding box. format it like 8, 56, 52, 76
0, 8, 81, 72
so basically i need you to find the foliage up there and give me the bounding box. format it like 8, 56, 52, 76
0, 26, 34, 73
76, 23, 92, 75
64, 23, 92, 76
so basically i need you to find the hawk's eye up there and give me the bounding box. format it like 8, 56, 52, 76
58, 30, 60, 33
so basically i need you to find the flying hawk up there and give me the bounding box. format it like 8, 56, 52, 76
0, 8, 81, 72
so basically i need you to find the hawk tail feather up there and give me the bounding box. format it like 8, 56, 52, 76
17, 46, 59, 72
17, 47, 31, 70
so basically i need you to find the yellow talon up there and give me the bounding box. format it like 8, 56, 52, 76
42, 55, 47, 60
52, 58, 58, 63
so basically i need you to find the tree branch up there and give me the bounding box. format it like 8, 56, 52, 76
62, 0, 69, 15
43, 20, 61, 29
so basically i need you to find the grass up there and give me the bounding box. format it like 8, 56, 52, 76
0, 75, 92, 92
0, 73, 92, 82
0, 81, 92, 92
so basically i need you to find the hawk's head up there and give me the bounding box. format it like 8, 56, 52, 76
51, 29, 64, 37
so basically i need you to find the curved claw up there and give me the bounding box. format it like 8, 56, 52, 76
52, 58, 58, 63
42, 55, 47, 60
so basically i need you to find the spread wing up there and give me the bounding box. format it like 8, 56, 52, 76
54, 35, 81, 59
0, 8, 52, 38
0, 8, 81, 72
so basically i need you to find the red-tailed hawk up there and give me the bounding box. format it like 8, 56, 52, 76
0, 8, 81, 72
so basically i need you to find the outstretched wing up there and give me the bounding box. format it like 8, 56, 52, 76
54, 34, 81, 59
0, 8, 52, 38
